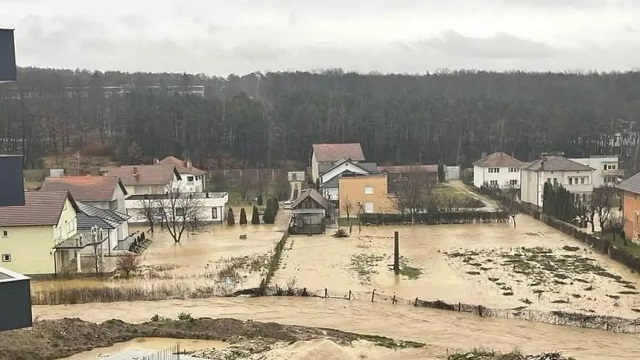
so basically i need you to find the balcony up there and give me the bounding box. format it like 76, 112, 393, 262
603, 168, 624, 177
564, 183, 593, 193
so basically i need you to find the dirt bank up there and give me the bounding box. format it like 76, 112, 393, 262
0, 317, 422, 360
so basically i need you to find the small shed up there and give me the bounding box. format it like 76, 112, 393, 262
289, 189, 332, 235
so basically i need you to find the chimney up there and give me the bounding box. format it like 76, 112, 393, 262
540, 152, 548, 162
183, 160, 188, 168
482, 151, 487, 158
187, 159, 192, 169
154, 158, 159, 164
132, 166, 138, 175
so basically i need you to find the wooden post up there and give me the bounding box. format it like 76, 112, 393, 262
371, 289, 375, 302
348, 290, 352, 300
394, 231, 400, 275
414, 297, 418, 306
324, 288, 328, 298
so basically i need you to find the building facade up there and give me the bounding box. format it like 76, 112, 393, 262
571, 156, 623, 188
472, 152, 524, 189
158, 156, 206, 193
102, 165, 182, 196
616, 172, 640, 244
41, 175, 128, 213
125, 192, 228, 224
520, 155, 594, 207
310, 143, 365, 182
338, 174, 396, 217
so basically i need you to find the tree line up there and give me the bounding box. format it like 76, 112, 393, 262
2, 68, 640, 172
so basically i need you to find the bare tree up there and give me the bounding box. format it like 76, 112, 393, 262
593, 186, 615, 233
157, 185, 205, 243
135, 197, 158, 233
117, 253, 140, 277
499, 184, 520, 228
391, 168, 436, 224
237, 176, 256, 201
604, 216, 625, 242
342, 196, 353, 221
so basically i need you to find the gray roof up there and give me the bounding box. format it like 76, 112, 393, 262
320, 159, 378, 177
473, 152, 524, 167
77, 202, 129, 230
617, 172, 640, 195
291, 189, 331, 210
521, 156, 594, 172
312, 143, 365, 162
320, 176, 340, 189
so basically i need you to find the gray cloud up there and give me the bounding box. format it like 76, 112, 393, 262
417, 31, 557, 59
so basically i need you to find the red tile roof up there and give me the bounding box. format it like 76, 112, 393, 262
0, 191, 79, 227
41, 176, 127, 202
472, 152, 524, 167
102, 165, 180, 186
158, 156, 206, 176
312, 143, 365, 162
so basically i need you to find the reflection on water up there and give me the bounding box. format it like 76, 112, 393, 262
57, 337, 226, 360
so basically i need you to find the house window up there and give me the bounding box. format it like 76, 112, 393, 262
364, 202, 375, 213
212, 207, 218, 219
509, 167, 519, 173
1, 254, 10, 262
490, 180, 498, 186
581, 177, 585, 184
2, 230, 6, 238
176, 208, 185, 217
488, 168, 500, 173
187, 176, 194, 183
569, 178, 573, 185
509, 179, 518, 186
364, 186, 374, 195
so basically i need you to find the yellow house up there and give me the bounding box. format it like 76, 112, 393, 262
338, 174, 397, 217
0, 191, 93, 275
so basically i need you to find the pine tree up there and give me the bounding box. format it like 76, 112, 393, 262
263, 198, 277, 224
251, 206, 260, 224
542, 182, 553, 215
227, 208, 235, 225
257, 194, 263, 206
240, 208, 248, 225
437, 163, 445, 183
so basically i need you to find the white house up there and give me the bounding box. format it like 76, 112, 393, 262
102, 165, 182, 196
571, 156, 623, 188
319, 159, 378, 201
520, 154, 595, 207
472, 152, 524, 189
157, 156, 206, 193
311, 143, 365, 183
125, 192, 228, 224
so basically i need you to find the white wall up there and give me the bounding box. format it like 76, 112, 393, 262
125, 194, 228, 224
321, 162, 369, 185
473, 166, 521, 189
174, 173, 205, 193
445, 166, 460, 180
311, 152, 319, 182
321, 187, 338, 201
571, 157, 620, 188
520, 169, 594, 206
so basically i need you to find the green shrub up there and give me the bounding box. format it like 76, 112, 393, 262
240, 208, 248, 225
251, 206, 261, 224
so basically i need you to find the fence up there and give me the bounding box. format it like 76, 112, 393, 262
141, 345, 180, 360
263, 286, 640, 334
358, 211, 509, 225
258, 226, 290, 295
475, 185, 640, 274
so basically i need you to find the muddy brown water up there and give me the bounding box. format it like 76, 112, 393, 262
57, 338, 226, 360
34, 296, 640, 360
275, 215, 640, 318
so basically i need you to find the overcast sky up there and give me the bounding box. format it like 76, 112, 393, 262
2, 0, 640, 75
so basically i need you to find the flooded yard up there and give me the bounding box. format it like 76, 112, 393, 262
273, 215, 640, 318
32, 296, 640, 360
58, 338, 226, 360
31, 212, 289, 303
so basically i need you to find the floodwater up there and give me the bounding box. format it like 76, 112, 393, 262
274, 215, 640, 318
31, 212, 290, 297
33, 296, 640, 360
57, 337, 226, 360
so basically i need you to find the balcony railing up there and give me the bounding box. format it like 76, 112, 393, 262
603, 169, 624, 177
564, 184, 593, 193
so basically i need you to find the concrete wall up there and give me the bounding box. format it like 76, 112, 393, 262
572, 157, 621, 188
0, 268, 32, 331
125, 195, 228, 224
338, 175, 396, 217
622, 191, 640, 243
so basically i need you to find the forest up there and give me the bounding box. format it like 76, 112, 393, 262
1, 67, 640, 171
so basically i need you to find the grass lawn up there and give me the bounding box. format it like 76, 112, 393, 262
431, 184, 485, 208
600, 232, 640, 258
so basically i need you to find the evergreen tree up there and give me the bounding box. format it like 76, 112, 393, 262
227, 208, 235, 225
257, 194, 263, 206
263, 198, 277, 224
542, 182, 553, 215
239, 208, 248, 225
251, 206, 260, 224
437, 163, 445, 183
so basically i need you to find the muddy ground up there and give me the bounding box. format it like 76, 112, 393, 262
0, 317, 576, 360
0, 317, 421, 360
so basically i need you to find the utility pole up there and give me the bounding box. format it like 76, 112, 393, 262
394, 231, 400, 275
